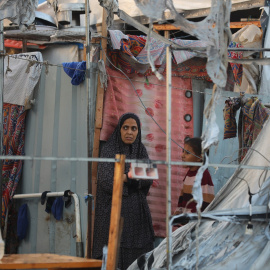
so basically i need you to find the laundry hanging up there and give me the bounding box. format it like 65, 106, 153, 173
2, 52, 42, 226
108, 30, 209, 76
223, 96, 270, 161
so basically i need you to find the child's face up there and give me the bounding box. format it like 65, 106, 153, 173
182, 143, 202, 171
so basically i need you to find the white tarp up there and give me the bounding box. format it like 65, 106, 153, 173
128, 117, 270, 269
4, 52, 43, 109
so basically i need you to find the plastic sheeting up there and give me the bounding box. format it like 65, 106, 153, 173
88, 0, 253, 26
128, 117, 270, 269
259, 7, 270, 96
0, 0, 38, 27
134, 0, 231, 89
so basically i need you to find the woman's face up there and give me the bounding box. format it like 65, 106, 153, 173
120, 118, 139, 144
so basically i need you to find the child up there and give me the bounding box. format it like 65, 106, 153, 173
175, 137, 214, 215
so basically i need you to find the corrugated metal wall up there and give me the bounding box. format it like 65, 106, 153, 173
17, 63, 98, 255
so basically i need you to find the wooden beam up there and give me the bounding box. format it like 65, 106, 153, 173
0, 253, 102, 269
90, 8, 108, 257
106, 154, 125, 270
153, 20, 261, 31
230, 21, 261, 29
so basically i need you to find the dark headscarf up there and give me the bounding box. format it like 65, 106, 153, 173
106, 112, 143, 159
97, 112, 149, 197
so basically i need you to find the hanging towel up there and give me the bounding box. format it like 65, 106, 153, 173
62, 61, 86, 85
51, 197, 64, 221
17, 204, 28, 241
45, 197, 56, 214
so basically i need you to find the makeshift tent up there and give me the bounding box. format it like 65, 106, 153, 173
128, 116, 270, 269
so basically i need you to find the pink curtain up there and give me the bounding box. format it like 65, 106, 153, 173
100, 68, 194, 237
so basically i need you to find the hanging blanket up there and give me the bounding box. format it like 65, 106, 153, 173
100, 67, 193, 237
223, 97, 269, 161
2, 103, 26, 226
223, 97, 241, 139
239, 97, 270, 160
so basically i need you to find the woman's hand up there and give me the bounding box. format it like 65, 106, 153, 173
123, 174, 128, 182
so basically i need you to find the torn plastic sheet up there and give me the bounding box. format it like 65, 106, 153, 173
98, 0, 119, 28
146, 20, 164, 80
202, 85, 220, 150
192, 155, 210, 211
172, 205, 270, 225
172, 213, 237, 225
134, 0, 231, 88
0, 0, 38, 28
98, 59, 108, 89
128, 118, 270, 270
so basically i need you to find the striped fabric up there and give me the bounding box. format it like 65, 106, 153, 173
178, 169, 214, 213
2, 103, 26, 226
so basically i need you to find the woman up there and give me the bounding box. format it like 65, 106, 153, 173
92, 113, 155, 270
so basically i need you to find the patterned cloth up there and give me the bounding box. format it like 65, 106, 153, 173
239, 97, 270, 160
92, 113, 154, 270
228, 41, 243, 86
172, 57, 211, 81
172, 39, 208, 64
2, 103, 26, 226
108, 30, 209, 77
178, 169, 214, 213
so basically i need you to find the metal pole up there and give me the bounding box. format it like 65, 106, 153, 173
165, 31, 172, 270
85, 0, 95, 259
0, 20, 4, 231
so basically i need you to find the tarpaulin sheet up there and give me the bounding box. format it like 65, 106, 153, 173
86, 0, 252, 26
100, 67, 193, 237
128, 113, 270, 270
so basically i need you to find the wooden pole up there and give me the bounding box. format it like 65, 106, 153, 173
106, 154, 125, 270
91, 7, 108, 255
